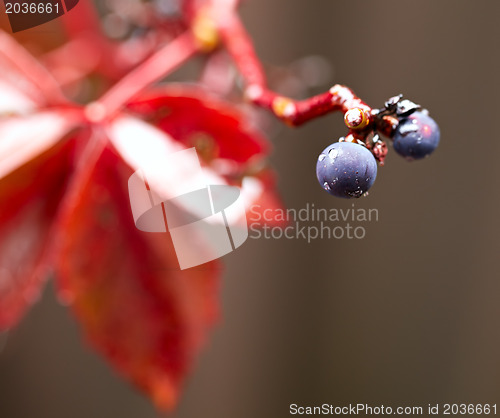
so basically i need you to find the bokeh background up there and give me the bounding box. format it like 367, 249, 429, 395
1, 0, 500, 417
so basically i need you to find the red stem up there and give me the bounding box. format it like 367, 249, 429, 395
218, 13, 266, 87
94, 32, 199, 120
218, 14, 374, 127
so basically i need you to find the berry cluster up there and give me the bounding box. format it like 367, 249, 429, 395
316, 95, 440, 198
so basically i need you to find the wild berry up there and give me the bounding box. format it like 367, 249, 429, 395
393, 111, 440, 160
316, 142, 377, 198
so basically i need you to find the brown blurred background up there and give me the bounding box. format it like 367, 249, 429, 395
1, 0, 500, 417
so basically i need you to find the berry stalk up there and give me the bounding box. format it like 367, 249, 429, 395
218, 14, 374, 127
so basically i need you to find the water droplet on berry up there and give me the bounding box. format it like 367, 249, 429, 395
328, 148, 338, 159
399, 123, 419, 136
393, 111, 440, 160
318, 154, 326, 162
346, 189, 364, 198
323, 182, 331, 191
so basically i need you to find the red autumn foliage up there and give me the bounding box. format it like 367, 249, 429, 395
56, 143, 221, 409
127, 85, 269, 164
0, 1, 282, 409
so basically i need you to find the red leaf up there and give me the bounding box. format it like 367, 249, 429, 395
108, 115, 231, 202
55, 142, 221, 410
0, 129, 75, 330
125, 92, 283, 226
127, 84, 270, 164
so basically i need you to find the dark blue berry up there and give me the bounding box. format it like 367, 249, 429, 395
316, 142, 377, 198
393, 111, 440, 160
